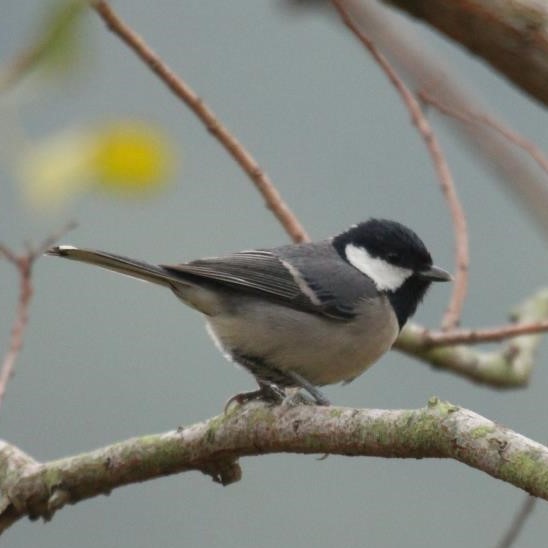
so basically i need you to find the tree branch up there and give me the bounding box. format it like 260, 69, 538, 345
0, 223, 76, 413
395, 289, 548, 387
0, 1, 85, 92
3, 316, 544, 533
330, 0, 469, 330
91, 1, 309, 244
0, 247, 33, 412
286, 0, 548, 236
496, 495, 537, 548
382, 0, 548, 107
419, 90, 548, 177
1, 397, 548, 533
417, 320, 548, 347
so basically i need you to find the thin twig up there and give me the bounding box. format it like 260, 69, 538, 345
0, 249, 33, 411
420, 91, 548, 176
91, 1, 309, 244
397, 289, 548, 387
317, 0, 548, 236
0, 45, 42, 91
0, 1, 86, 92
421, 320, 548, 347
496, 496, 537, 548
0, 222, 76, 413
330, 0, 469, 330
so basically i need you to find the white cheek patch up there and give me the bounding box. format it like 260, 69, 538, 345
345, 244, 412, 291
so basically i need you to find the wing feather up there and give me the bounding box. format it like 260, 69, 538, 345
162, 250, 302, 301
162, 246, 376, 321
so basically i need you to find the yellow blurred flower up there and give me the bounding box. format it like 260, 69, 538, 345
19, 119, 177, 209
92, 121, 175, 195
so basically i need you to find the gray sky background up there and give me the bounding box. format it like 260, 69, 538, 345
2, 1, 548, 547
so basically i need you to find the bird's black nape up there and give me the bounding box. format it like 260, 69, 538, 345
332, 218, 434, 272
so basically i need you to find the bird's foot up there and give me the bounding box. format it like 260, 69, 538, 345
224, 382, 286, 413
281, 390, 316, 407
285, 371, 331, 406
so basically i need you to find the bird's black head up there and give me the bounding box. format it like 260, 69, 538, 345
333, 218, 451, 328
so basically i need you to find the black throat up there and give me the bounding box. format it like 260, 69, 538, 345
387, 276, 432, 329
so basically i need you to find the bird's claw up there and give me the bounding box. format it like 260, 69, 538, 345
224, 383, 286, 413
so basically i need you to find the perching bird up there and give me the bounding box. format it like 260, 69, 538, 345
47, 219, 450, 405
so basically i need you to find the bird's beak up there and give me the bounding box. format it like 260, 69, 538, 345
418, 265, 452, 282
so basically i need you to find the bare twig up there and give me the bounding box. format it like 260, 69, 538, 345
330, 0, 548, 237
0, 1, 86, 92
1, 398, 548, 533
0, 44, 42, 91
0, 248, 33, 411
91, 1, 309, 244
420, 320, 548, 346
420, 91, 548, 176
396, 289, 548, 387
330, 0, 469, 330
0, 223, 76, 412
496, 496, 537, 548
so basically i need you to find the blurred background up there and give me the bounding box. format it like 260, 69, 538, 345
2, 1, 547, 546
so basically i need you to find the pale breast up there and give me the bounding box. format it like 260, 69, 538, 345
206, 294, 399, 386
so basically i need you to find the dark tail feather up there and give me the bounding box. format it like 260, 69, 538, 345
46, 246, 180, 287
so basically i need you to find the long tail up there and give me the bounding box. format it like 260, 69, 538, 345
46, 245, 180, 287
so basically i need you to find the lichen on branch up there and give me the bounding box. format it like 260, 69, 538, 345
2, 398, 548, 534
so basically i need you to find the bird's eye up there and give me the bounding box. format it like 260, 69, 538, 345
386, 252, 400, 263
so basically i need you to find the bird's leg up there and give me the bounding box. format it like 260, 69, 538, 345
224, 381, 286, 412
285, 371, 331, 406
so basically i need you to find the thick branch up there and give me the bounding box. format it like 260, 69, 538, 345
0, 442, 39, 532
1, 398, 548, 533
383, 0, 548, 106
395, 289, 548, 387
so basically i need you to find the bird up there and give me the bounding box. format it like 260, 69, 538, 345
46, 218, 451, 406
